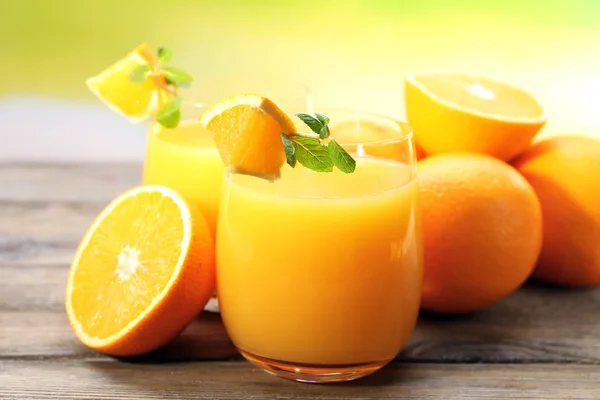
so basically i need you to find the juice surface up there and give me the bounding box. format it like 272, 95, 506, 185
217, 157, 423, 365
143, 121, 224, 236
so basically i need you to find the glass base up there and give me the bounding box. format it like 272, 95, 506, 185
239, 348, 391, 383
203, 295, 220, 313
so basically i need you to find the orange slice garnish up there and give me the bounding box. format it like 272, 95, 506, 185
86, 43, 171, 122
200, 93, 297, 181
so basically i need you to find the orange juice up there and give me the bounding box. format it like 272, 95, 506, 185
217, 156, 422, 367
143, 121, 224, 236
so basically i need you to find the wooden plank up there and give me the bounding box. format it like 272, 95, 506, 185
2, 264, 600, 362
0, 312, 237, 361
0, 202, 101, 242
1, 360, 600, 399
0, 163, 141, 204
0, 203, 96, 266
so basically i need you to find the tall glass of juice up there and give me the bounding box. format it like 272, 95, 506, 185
217, 110, 422, 383
143, 102, 223, 237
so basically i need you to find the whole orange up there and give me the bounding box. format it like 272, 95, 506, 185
418, 153, 542, 314
513, 136, 600, 287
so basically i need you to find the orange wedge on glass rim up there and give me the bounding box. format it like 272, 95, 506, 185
405, 73, 548, 161
65, 185, 215, 356
200, 93, 297, 181
86, 43, 171, 122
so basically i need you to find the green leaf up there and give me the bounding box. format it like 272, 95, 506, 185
318, 125, 329, 139
292, 136, 333, 172
128, 65, 151, 83
315, 112, 330, 138
162, 66, 193, 84
156, 97, 182, 128
328, 139, 356, 173
315, 112, 330, 126
280, 133, 296, 167
157, 47, 173, 63
295, 113, 323, 135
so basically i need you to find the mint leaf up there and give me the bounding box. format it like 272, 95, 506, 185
328, 139, 356, 173
295, 113, 323, 136
315, 112, 330, 126
280, 133, 296, 167
162, 66, 193, 84
156, 97, 182, 128
315, 112, 330, 138
157, 47, 173, 63
319, 125, 329, 139
129, 65, 151, 83
292, 136, 333, 172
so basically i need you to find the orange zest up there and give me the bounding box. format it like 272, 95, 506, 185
65, 185, 215, 356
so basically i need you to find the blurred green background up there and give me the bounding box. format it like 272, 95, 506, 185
1, 0, 599, 160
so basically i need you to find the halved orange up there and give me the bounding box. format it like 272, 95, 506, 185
86, 43, 171, 122
199, 93, 297, 181
65, 185, 215, 356
405, 73, 548, 161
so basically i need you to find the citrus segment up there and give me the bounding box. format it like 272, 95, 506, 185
405, 73, 548, 161
514, 136, 600, 287
200, 94, 296, 181
418, 153, 542, 314
65, 185, 215, 356
86, 43, 170, 122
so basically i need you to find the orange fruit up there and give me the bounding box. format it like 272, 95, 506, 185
405, 73, 548, 161
419, 153, 542, 314
86, 43, 171, 122
65, 186, 215, 356
200, 94, 297, 181
513, 136, 600, 287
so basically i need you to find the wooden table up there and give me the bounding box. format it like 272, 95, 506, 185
2, 163, 600, 399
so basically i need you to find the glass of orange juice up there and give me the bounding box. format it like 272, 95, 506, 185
216, 110, 422, 383
143, 102, 223, 237
144, 86, 312, 311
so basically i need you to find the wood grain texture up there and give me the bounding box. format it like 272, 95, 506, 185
0, 163, 141, 204
2, 267, 600, 363
2, 360, 600, 399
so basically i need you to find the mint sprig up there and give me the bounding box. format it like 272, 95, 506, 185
280, 133, 296, 167
128, 47, 192, 128
157, 47, 173, 63
293, 136, 333, 172
156, 97, 182, 128
129, 65, 151, 83
161, 67, 193, 84
328, 139, 356, 173
281, 113, 356, 174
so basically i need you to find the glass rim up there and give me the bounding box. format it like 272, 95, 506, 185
310, 108, 413, 146
154, 105, 413, 144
